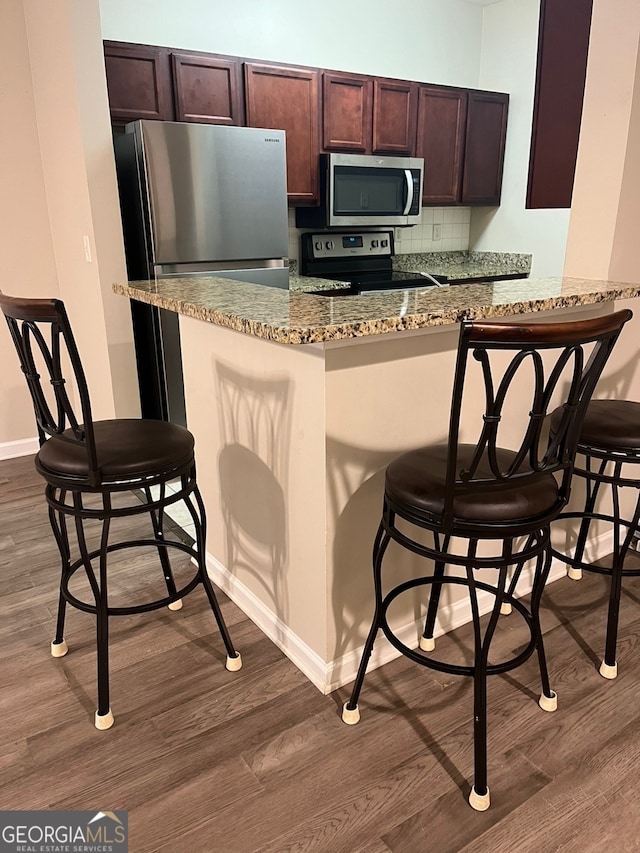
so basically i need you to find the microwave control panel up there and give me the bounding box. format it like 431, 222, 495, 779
303, 230, 394, 260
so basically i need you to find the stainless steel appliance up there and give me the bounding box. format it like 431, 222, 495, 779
115, 120, 289, 425
300, 230, 448, 295
295, 153, 424, 229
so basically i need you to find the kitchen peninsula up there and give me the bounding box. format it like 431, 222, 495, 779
114, 275, 640, 693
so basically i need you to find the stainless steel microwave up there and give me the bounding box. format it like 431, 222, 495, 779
296, 153, 424, 229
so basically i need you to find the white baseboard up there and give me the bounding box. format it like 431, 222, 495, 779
0, 437, 39, 460
205, 552, 330, 693
206, 528, 616, 696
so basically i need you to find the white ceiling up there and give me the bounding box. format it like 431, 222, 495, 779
461, 0, 503, 5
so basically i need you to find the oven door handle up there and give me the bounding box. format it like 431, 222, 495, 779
402, 170, 413, 216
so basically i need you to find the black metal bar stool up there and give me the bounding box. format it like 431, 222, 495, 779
550, 399, 640, 679
342, 310, 631, 811
1, 293, 242, 729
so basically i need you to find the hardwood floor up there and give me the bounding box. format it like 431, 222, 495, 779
3, 453, 640, 851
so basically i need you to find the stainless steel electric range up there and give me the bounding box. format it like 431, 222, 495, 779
300, 230, 449, 296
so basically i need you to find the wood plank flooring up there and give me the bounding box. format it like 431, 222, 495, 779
3, 453, 640, 851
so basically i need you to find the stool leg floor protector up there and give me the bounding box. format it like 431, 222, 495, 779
500, 602, 512, 615
567, 567, 583, 581
94, 708, 114, 730
167, 599, 183, 611
50, 639, 68, 658
538, 690, 558, 712
225, 652, 243, 672
599, 660, 618, 679
419, 636, 436, 652
469, 786, 491, 811
342, 702, 361, 725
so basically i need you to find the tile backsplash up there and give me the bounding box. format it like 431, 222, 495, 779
394, 207, 471, 254
288, 207, 471, 262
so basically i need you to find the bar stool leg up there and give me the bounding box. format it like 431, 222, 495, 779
467, 541, 501, 812
600, 490, 640, 678
190, 485, 242, 672
343, 520, 390, 725
51, 591, 69, 657
500, 532, 536, 618
469, 667, 491, 812
530, 548, 558, 711
74, 495, 114, 731
144, 485, 182, 611
569, 461, 605, 581
600, 553, 623, 679
420, 553, 446, 652
48, 500, 69, 658
95, 541, 113, 731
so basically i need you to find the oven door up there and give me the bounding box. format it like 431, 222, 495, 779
327, 153, 423, 227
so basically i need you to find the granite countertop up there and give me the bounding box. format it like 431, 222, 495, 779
113, 273, 640, 345
289, 274, 349, 293
392, 250, 532, 282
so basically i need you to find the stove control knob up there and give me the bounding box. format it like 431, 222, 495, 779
381, 238, 389, 248
314, 241, 323, 251
325, 240, 334, 250
371, 240, 379, 248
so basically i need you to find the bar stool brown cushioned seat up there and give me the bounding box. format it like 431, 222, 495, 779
342, 311, 631, 811
0, 293, 242, 729
550, 398, 640, 680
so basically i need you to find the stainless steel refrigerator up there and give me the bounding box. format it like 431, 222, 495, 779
114, 120, 289, 425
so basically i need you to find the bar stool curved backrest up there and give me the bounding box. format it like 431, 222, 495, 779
3, 294, 100, 483
439, 316, 631, 532
342, 309, 632, 812
1, 292, 242, 730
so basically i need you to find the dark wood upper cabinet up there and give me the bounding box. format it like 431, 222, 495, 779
104, 41, 174, 124
416, 86, 467, 204
244, 62, 320, 205
323, 72, 373, 152
372, 78, 418, 155
461, 91, 509, 205
103, 41, 510, 209
172, 53, 243, 125
527, 0, 593, 209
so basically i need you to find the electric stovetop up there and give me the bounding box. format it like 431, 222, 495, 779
300, 230, 449, 296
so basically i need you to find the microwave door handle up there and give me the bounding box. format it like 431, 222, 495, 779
402, 170, 413, 215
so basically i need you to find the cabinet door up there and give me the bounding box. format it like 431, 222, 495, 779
244, 63, 319, 205
323, 72, 373, 152
372, 79, 418, 155
527, 0, 592, 208
416, 86, 467, 204
172, 53, 243, 125
461, 91, 509, 205
104, 41, 173, 124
